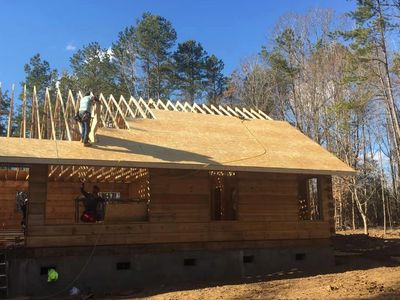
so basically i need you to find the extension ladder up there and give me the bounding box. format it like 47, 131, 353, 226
0, 251, 8, 298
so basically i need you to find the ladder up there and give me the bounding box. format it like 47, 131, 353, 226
0, 251, 8, 298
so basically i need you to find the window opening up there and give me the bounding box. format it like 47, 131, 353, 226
298, 176, 322, 221
209, 171, 238, 221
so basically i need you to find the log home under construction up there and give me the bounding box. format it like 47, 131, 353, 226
0, 85, 354, 298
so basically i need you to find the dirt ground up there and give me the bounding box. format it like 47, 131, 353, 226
111, 229, 400, 300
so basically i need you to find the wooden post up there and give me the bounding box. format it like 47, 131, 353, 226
46, 89, 56, 140
22, 85, 27, 138
6, 84, 14, 137
33, 86, 42, 139
0, 82, 2, 123
57, 88, 71, 141
100, 93, 120, 129
42, 89, 49, 139
88, 101, 101, 143
322, 176, 335, 236
27, 164, 48, 230
30, 86, 35, 138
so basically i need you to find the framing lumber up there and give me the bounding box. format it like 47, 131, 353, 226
175, 101, 187, 112
131, 97, 148, 118
6, 84, 14, 137
100, 93, 120, 129
193, 103, 206, 114
257, 109, 272, 120
138, 98, 156, 119
235, 107, 250, 119
226, 105, 240, 117
57, 89, 71, 141
22, 85, 27, 138
210, 104, 224, 116
183, 102, 194, 112
166, 100, 178, 111
34, 86, 42, 139
110, 94, 130, 129
218, 105, 232, 116
119, 95, 135, 119
0, 83, 2, 122
156, 99, 168, 110
0, 84, 273, 143
202, 103, 214, 115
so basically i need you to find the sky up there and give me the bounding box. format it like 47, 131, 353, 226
0, 0, 355, 93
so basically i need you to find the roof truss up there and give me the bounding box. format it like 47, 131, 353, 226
1, 84, 272, 142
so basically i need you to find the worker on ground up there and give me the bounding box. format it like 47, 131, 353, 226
80, 182, 105, 222
78, 92, 99, 147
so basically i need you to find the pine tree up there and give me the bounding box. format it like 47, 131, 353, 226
70, 42, 119, 96
204, 55, 227, 105
112, 26, 138, 97
340, 0, 400, 167
136, 13, 177, 99
172, 40, 207, 103
22, 53, 58, 104
0, 87, 11, 136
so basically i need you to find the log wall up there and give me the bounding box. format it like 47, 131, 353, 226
0, 181, 28, 229
22, 167, 334, 248
45, 182, 131, 224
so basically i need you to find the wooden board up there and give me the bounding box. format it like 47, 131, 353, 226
25, 170, 334, 248
105, 202, 148, 222
0, 180, 27, 229
0, 110, 355, 176
27, 165, 47, 226
45, 182, 131, 224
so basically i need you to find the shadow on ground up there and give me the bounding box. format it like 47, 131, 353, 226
92, 233, 400, 299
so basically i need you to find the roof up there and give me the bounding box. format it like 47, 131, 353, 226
0, 109, 355, 176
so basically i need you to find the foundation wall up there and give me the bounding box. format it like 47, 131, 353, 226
6, 240, 334, 298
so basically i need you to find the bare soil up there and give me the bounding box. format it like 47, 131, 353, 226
111, 229, 400, 300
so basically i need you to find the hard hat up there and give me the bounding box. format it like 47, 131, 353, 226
47, 268, 59, 282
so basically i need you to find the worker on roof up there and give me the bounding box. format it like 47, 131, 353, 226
80, 182, 105, 222
78, 92, 99, 147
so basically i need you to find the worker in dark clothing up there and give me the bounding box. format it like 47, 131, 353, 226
16, 191, 28, 230
80, 183, 105, 222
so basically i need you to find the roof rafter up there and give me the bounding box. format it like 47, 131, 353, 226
0, 83, 273, 143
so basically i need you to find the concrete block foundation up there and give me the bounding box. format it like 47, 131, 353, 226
6, 243, 334, 298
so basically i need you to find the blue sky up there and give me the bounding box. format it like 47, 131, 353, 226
0, 0, 355, 92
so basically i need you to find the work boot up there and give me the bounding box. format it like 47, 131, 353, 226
83, 142, 92, 147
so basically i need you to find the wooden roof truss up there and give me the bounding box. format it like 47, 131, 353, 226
146, 99, 272, 120
0, 166, 149, 183
0, 167, 29, 181
1, 84, 272, 143
48, 165, 149, 183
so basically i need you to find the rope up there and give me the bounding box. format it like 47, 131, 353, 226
35, 223, 105, 299
37, 118, 267, 297
158, 117, 268, 179
35, 159, 126, 299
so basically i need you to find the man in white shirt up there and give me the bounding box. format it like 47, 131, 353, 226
78, 92, 99, 146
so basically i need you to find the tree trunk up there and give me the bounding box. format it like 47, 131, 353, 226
352, 178, 369, 235
379, 149, 387, 235
361, 213, 368, 235
351, 192, 356, 230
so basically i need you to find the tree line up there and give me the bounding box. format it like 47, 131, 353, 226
227, 1, 400, 234
12, 12, 226, 106
1, 1, 400, 234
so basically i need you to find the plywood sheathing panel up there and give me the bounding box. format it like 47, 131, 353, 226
0, 110, 354, 175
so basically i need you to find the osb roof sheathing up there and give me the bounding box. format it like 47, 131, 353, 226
0, 109, 355, 175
